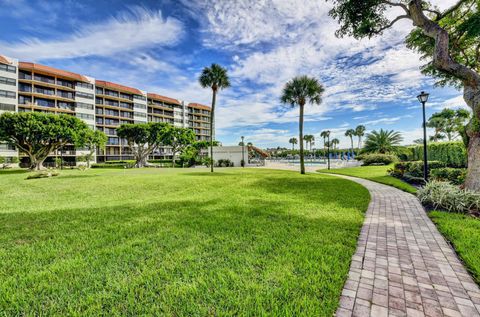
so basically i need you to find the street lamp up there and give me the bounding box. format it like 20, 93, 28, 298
241, 136, 245, 167
417, 91, 430, 182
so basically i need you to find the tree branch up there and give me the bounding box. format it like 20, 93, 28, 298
436, 0, 466, 20
375, 15, 410, 34
382, 0, 409, 14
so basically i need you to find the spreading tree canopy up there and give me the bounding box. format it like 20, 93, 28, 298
0, 112, 89, 170
76, 129, 107, 168
116, 122, 170, 168
162, 127, 196, 167
328, 0, 480, 190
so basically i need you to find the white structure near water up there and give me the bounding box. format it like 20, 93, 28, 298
211, 146, 248, 167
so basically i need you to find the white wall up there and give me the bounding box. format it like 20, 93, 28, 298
211, 146, 248, 167
0, 55, 19, 159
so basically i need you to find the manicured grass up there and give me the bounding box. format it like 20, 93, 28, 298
318, 164, 417, 194
0, 168, 369, 316
429, 211, 480, 284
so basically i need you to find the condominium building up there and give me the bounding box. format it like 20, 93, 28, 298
0, 54, 212, 165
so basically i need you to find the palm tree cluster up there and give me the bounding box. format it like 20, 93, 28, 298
289, 137, 298, 150
363, 129, 403, 154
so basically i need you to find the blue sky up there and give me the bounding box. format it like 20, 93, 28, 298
0, 0, 466, 148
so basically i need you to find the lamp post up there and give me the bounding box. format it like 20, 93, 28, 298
417, 91, 430, 182
327, 133, 331, 170
241, 136, 245, 167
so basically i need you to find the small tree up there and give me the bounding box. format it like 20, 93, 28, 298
364, 129, 403, 154
117, 122, 170, 168
289, 137, 298, 151
0, 112, 89, 170
354, 125, 366, 150
345, 129, 355, 156
162, 127, 196, 168
76, 129, 107, 168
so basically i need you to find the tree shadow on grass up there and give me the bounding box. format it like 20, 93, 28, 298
0, 169, 29, 175
56, 174, 101, 180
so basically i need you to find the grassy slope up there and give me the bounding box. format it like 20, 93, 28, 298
429, 211, 480, 284
0, 168, 369, 316
318, 164, 417, 194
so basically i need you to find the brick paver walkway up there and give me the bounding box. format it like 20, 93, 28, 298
334, 175, 480, 317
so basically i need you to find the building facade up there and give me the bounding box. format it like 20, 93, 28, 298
0, 54, 212, 165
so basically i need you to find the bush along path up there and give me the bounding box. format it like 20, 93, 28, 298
330, 174, 480, 317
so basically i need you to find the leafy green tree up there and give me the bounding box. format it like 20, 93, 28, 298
0, 112, 89, 170
345, 129, 355, 154
76, 129, 107, 168
354, 125, 366, 150
199, 63, 230, 172
364, 129, 403, 154
117, 122, 170, 168
320, 130, 330, 158
281, 76, 325, 174
328, 0, 480, 189
289, 137, 298, 150
162, 127, 196, 168
331, 138, 340, 150
428, 108, 471, 141
427, 114, 447, 142
303, 134, 315, 151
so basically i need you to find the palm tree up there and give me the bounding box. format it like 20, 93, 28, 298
364, 129, 403, 154
199, 63, 230, 172
331, 138, 340, 150
354, 125, 366, 150
281, 76, 324, 174
303, 134, 315, 151
345, 129, 355, 156
289, 137, 298, 150
320, 130, 330, 160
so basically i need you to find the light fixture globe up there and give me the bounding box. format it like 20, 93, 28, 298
417, 91, 429, 103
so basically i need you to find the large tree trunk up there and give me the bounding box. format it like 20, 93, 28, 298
299, 104, 305, 174
408, 0, 480, 191
210, 89, 216, 172
464, 84, 480, 190
31, 155, 47, 171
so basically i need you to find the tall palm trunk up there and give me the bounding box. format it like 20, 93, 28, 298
350, 137, 354, 157
209, 88, 217, 172
299, 103, 305, 174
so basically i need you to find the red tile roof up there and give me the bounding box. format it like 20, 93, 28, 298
0, 55, 12, 65
147, 93, 181, 105
19, 62, 90, 82
95, 80, 143, 95
188, 103, 211, 111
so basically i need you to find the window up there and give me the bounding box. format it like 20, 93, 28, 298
134, 103, 146, 109
105, 118, 119, 125
19, 83, 31, 92
0, 103, 15, 111
119, 102, 133, 110
105, 99, 119, 107
107, 137, 119, 145
75, 102, 94, 110
0, 76, 16, 86
76, 113, 94, 120
120, 93, 132, 100
18, 95, 31, 104
77, 82, 93, 90
105, 89, 118, 97
34, 98, 55, 107
95, 97, 103, 105
120, 111, 133, 119
57, 79, 74, 89
35, 86, 55, 96
134, 112, 146, 118
57, 90, 74, 99
95, 87, 104, 94
34, 74, 55, 84
76, 91, 94, 99
95, 108, 103, 115
0, 90, 15, 99
105, 109, 119, 116
19, 70, 31, 79
133, 94, 146, 101
96, 117, 104, 124
0, 64, 16, 73
58, 102, 75, 111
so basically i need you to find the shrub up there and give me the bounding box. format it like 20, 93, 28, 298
408, 142, 467, 167
430, 168, 467, 185
91, 163, 128, 169
391, 161, 446, 178
216, 159, 234, 167
26, 171, 59, 180
361, 153, 398, 166
417, 181, 480, 214
104, 160, 136, 165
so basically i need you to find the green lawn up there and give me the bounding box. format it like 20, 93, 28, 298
429, 211, 480, 284
0, 168, 369, 316
318, 164, 417, 194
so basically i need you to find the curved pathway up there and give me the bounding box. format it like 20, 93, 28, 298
333, 175, 480, 317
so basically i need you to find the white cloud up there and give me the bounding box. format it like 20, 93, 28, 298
1, 7, 184, 60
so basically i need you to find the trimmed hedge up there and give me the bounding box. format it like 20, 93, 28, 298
91, 163, 128, 169
390, 161, 446, 178
361, 153, 398, 166
430, 168, 467, 185
408, 142, 467, 168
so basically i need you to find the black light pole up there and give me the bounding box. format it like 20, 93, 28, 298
241, 136, 245, 167
327, 133, 331, 170
417, 91, 430, 182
